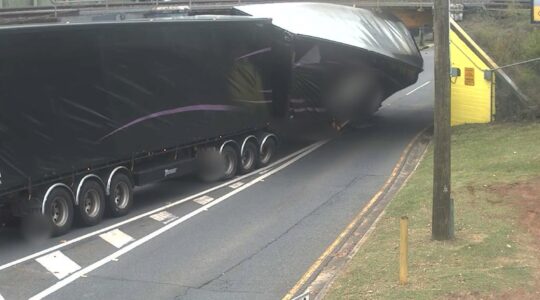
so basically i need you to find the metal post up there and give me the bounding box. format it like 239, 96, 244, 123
399, 216, 409, 285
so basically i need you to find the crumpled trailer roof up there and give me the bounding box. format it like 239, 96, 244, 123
234, 2, 423, 70
235, 3, 423, 120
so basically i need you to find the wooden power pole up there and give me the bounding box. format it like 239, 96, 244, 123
432, 0, 454, 240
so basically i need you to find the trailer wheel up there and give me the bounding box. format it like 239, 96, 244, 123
44, 188, 74, 236
221, 145, 238, 180
257, 137, 277, 167
107, 173, 133, 217
239, 141, 258, 174
76, 180, 105, 226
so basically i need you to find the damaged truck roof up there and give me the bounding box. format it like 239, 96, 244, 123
235, 2, 423, 69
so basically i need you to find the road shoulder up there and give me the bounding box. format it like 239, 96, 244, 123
283, 127, 432, 300
325, 123, 540, 299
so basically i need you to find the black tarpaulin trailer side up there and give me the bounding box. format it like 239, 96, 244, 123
234, 3, 424, 120
0, 16, 276, 197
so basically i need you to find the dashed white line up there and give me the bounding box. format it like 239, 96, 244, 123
0, 142, 319, 272
35, 251, 81, 280
29, 140, 328, 300
193, 195, 214, 206
405, 81, 431, 96
149, 211, 178, 224
99, 229, 134, 249
228, 181, 244, 189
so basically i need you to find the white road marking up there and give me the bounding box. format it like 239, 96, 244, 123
35, 251, 81, 280
0, 142, 319, 272
405, 81, 431, 96
99, 229, 134, 249
292, 291, 310, 300
193, 195, 214, 206
29, 140, 328, 300
149, 211, 178, 224
0, 292, 4, 300
228, 181, 244, 189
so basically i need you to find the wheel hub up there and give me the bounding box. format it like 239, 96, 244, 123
83, 189, 100, 218
50, 197, 68, 226
260, 142, 274, 164
242, 149, 254, 168
113, 182, 129, 209
225, 152, 235, 175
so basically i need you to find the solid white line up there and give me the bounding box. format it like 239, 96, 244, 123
30, 140, 328, 300
0, 292, 4, 300
0, 142, 321, 272
405, 81, 431, 96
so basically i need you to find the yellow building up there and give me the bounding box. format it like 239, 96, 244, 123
449, 19, 496, 126
534, 0, 540, 23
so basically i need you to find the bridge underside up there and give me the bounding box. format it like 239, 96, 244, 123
0, 1, 435, 29
387, 8, 433, 29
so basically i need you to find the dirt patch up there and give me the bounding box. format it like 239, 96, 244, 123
473, 177, 540, 299
443, 289, 540, 300
490, 178, 540, 246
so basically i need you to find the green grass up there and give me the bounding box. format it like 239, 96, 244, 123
325, 123, 540, 299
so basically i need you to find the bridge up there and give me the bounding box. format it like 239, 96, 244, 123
0, 0, 531, 28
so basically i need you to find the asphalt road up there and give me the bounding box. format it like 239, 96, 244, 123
0, 48, 434, 300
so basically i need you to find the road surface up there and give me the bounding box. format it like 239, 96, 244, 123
0, 48, 434, 300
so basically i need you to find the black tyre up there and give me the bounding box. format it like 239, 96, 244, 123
221, 145, 238, 180
43, 188, 74, 236
76, 180, 105, 226
239, 141, 258, 174
257, 137, 277, 167
106, 173, 133, 218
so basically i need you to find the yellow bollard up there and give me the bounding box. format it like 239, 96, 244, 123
400, 216, 409, 285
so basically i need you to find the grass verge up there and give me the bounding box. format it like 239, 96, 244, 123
325, 123, 540, 299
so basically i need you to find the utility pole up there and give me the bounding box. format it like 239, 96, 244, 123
432, 0, 454, 240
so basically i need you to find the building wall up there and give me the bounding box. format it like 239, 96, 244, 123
450, 29, 494, 126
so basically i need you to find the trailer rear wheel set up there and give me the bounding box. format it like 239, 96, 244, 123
18, 133, 277, 237
107, 173, 133, 218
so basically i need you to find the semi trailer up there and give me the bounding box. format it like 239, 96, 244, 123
0, 16, 280, 236
0, 3, 425, 237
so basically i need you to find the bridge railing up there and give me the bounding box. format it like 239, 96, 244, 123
0, 0, 531, 12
